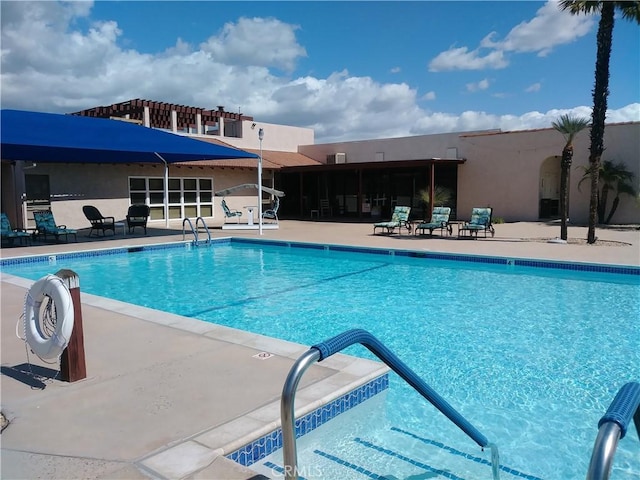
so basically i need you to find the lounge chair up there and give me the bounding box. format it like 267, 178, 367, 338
1, 212, 31, 246
414, 206, 452, 236
33, 210, 77, 242
262, 197, 280, 223
458, 207, 495, 238
126, 204, 150, 234
373, 206, 412, 235
221, 199, 242, 223
83, 205, 116, 237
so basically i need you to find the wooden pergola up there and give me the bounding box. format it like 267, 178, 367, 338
72, 98, 253, 132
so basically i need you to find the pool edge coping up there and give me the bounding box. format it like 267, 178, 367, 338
0, 272, 391, 480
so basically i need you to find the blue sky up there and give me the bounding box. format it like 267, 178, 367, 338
1, 1, 638, 142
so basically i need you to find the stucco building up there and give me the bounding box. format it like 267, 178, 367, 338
1, 99, 638, 232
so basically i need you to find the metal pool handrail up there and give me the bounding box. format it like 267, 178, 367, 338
195, 216, 211, 245
586, 381, 640, 480
182, 217, 211, 245
281, 328, 500, 480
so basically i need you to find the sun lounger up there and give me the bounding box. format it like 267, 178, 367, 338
458, 207, 495, 238
1, 212, 31, 246
414, 207, 452, 236
373, 206, 411, 235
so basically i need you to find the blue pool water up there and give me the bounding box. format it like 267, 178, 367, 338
2, 240, 639, 479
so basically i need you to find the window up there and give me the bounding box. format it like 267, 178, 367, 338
128, 176, 215, 221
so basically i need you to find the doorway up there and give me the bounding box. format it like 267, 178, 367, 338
539, 157, 560, 218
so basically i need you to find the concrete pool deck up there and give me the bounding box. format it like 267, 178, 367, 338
1, 220, 639, 479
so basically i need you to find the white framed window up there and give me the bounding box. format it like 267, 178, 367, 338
128, 176, 214, 221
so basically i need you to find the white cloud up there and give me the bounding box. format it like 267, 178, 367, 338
429, 47, 507, 72
466, 79, 490, 92
492, 1, 594, 56
525, 83, 542, 93
429, 1, 594, 71
411, 104, 622, 139
199, 17, 306, 72
605, 103, 640, 123
0, 2, 637, 145
390, 66, 401, 74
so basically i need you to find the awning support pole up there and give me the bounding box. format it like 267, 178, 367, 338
154, 153, 170, 228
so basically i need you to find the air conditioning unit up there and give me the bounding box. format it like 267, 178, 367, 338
326, 153, 347, 164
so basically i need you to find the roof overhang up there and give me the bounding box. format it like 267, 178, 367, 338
280, 158, 466, 173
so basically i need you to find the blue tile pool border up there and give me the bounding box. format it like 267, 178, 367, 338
231, 237, 640, 276
1, 237, 638, 277
226, 373, 389, 467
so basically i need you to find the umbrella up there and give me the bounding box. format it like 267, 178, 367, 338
214, 183, 285, 197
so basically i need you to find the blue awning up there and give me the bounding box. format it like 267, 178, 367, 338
0, 109, 258, 163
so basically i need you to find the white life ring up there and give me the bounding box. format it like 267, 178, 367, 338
24, 274, 74, 360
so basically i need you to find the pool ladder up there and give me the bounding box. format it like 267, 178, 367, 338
586, 381, 640, 480
281, 328, 501, 480
182, 217, 211, 246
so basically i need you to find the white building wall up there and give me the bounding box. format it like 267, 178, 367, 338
185, 121, 314, 153
299, 131, 466, 163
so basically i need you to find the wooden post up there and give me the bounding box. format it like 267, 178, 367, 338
55, 269, 87, 382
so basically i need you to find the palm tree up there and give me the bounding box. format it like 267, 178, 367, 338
417, 185, 452, 214
559, 1, 640, 243
578, 160, 637, 224
552, 114, 589, 240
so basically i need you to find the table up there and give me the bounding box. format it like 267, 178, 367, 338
114, 222, 126, 235
244, 206, 256, 226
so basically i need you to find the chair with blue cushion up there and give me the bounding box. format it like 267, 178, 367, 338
373, 206, 412, 235
1, 212, 31, 246
414, 206, 452, 236
458, 207, 495, 238
221, 198, 242, 224
33, 210, 77, 243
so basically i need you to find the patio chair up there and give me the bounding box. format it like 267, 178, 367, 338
1, 212, 31, 246
83, 205, 116, 237
262, 196, 280, 223
221, 199, 242, 223
126, 204, 150, 234
458, 207, 495, 238
414, 206, 452, 236
319, 199, 333, 217
33, 210, 77, 242
373, 206, 412, 235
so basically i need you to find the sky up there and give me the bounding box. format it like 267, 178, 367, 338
1, 1, 638, 143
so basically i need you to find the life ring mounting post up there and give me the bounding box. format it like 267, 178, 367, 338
55, 269, 87, 382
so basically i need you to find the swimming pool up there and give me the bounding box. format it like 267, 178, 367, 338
2, 239, 639, 479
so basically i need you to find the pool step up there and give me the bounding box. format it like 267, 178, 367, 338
254, 426, 543, 480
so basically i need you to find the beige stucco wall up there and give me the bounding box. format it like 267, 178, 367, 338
299, 131, 464, 163
456, 122, 640, 223
186, 121, 314, 153
11, 163, 262, 230
302, 122, 639, 224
